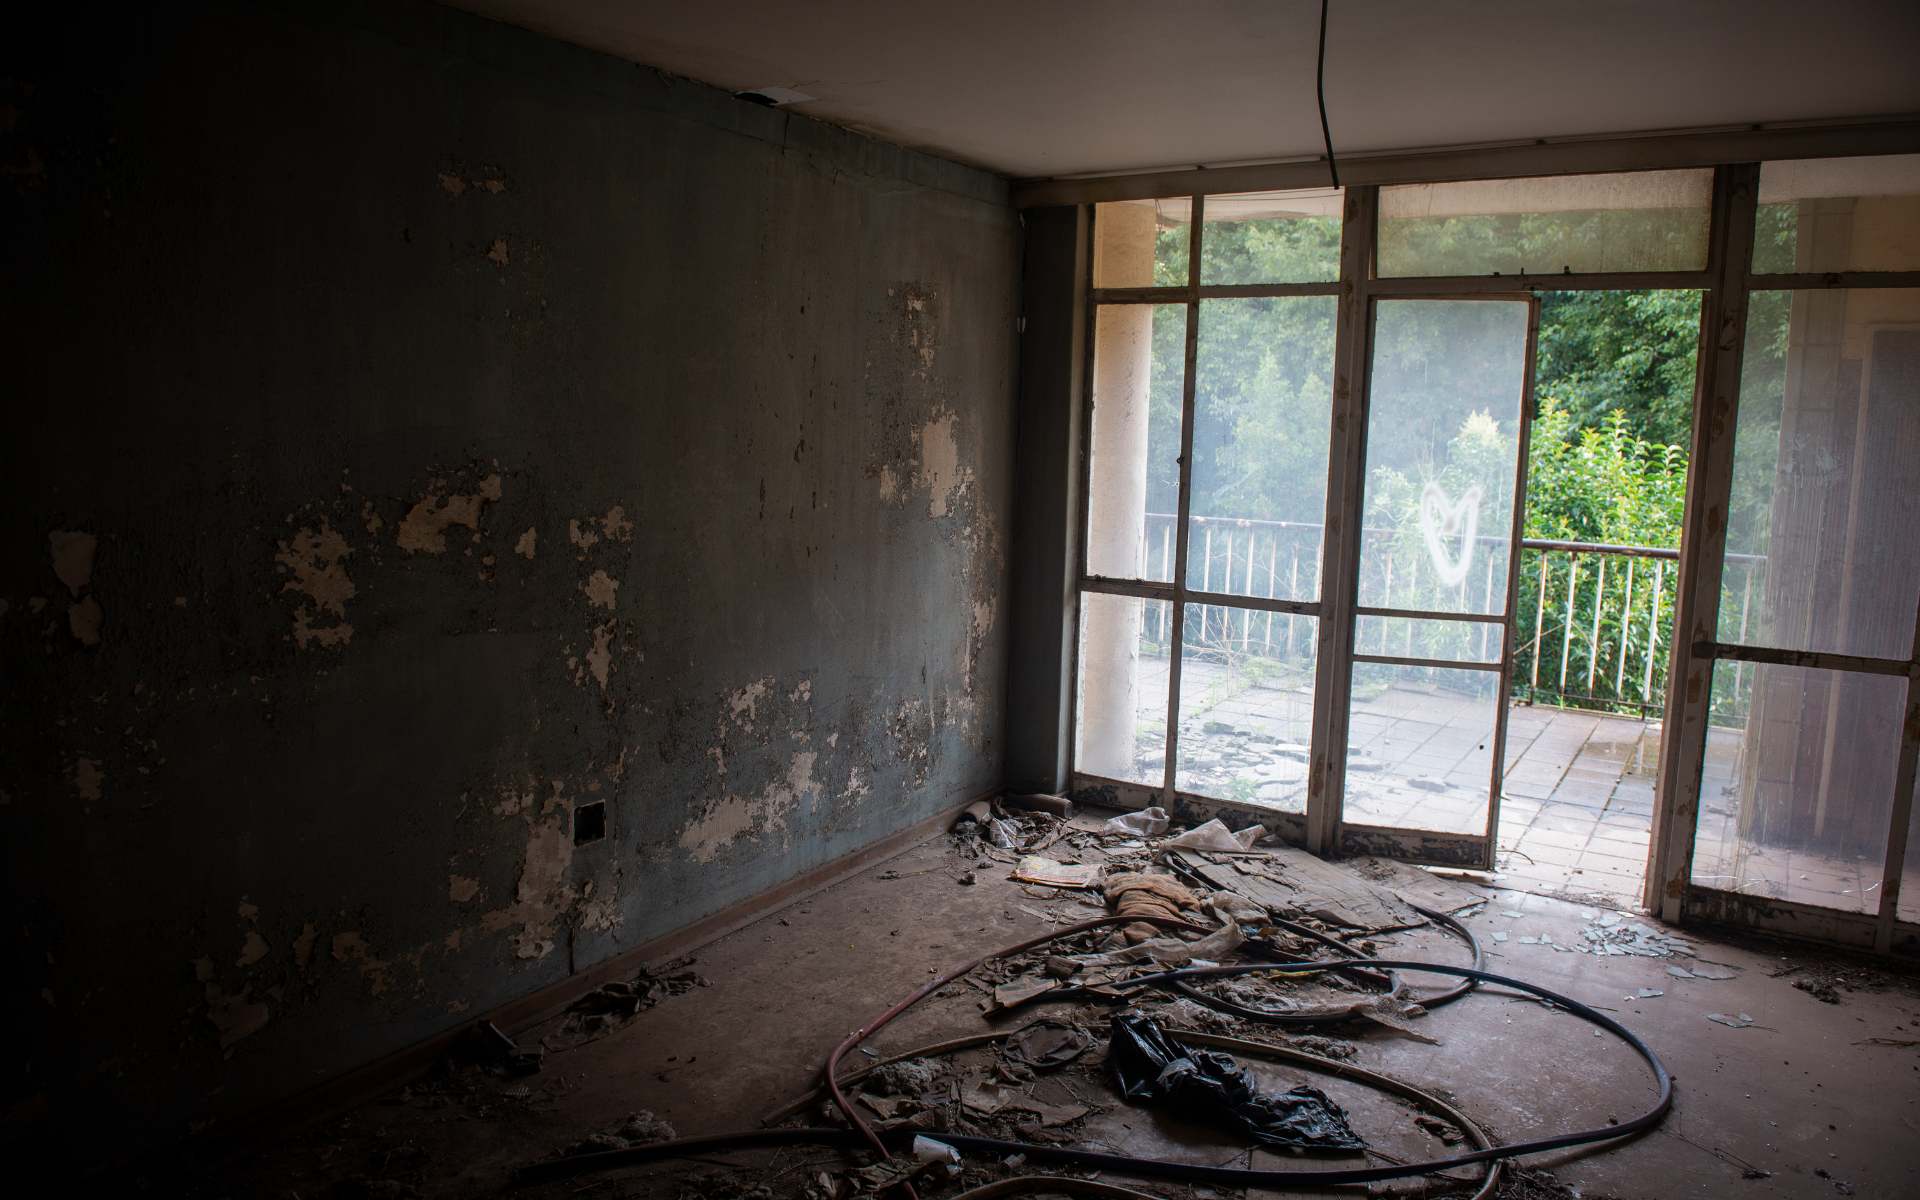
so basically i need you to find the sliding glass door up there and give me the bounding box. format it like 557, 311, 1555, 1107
1335, 298, 1536, 868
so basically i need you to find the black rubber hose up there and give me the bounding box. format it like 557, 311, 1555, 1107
515, 958, 1669, 1190
1172, 902, 1482, 1023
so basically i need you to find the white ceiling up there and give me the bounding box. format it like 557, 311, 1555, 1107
443, 0, 1920, 180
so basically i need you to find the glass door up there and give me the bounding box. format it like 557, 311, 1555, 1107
1334, 297, 1538, 868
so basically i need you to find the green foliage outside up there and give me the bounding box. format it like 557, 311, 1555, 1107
1135, 209, 1740, 716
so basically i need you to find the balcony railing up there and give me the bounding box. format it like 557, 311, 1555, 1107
1129, 512, 1761, 717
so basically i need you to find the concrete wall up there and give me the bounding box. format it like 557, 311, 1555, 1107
0, 1, 1016, 1139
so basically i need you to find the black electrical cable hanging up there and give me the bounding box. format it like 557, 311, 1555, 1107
1317, 0, 1339, 188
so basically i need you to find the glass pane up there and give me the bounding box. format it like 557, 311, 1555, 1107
1691, 661, 1903, 913
1087, 303, 1185, 580
1093, 198, 1191, 288
1199, 189, 1342, 285
1355, 615, 1501, 663
1358, 300, 1529, 617
1174, 603, 1317, 810
1187, 297, 1337, 600
1074, 593, 1171, 785
1344, 661, 1497, 834
1379, 169, 1712, 277
1754, 154, 1920, 274
1721, 289, 1920, 660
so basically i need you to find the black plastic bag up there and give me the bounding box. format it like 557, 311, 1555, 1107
1107, 1012, 1365, 1151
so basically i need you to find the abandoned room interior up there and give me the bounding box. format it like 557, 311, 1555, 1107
8, 1, 1920, 1197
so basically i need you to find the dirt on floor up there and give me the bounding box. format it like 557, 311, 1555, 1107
145, 807, 1920, 1200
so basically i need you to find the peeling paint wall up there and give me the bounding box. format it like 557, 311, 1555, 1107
1, 0, 1016, 1147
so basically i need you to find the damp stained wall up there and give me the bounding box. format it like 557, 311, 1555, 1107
0, 0, 1017, 1139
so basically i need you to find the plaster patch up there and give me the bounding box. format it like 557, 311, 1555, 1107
567, 519, 598, 553
72, 757, 103, 801
437, 172, 466, 195
236, 931, 269, 968
448, 875, 480, 903
876, 465, 901, 502
515, 528, 537, 559
583, 570, 618, 610
48, 530, 95, 596
916, 413, 964, 518
67, 597, 102, 645
331, 931, 392, 995
789, 678, 812, 703
275, 520, 355, 649
396, 475, 502, 553
486, 238, 510, 266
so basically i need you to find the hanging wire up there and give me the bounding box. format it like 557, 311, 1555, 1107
1317, 0, 1340, 188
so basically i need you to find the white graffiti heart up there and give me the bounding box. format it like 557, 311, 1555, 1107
1418, 481, 1483, 588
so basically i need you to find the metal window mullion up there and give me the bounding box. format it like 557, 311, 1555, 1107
1649, 163, 1758, 921
1308, 185, 1378, 855
1373, 270, 1711, 296
1748, 270, 1920, 291
1161, 194, 1205, 800
1063, 204, 1102, 786
1481, 297, 1542, 864
1697, 641, 1913, 677
1872, 599, 1920, 952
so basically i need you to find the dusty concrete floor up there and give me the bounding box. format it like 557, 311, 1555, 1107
180, 820, 1920, 1200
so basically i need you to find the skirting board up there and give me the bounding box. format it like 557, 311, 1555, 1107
214, 792, 987, 1147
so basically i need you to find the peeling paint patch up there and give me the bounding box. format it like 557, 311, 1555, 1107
515, 527, 537, 559
396, 475, 502, 553
486, 238, 510, 266
67, 596, 102, 646
196, 956, 270, 1050
680, 747, 820, 864
48, 530, 95, 595
585, 625, 613, 688
916, 412, 962, 517
480, 814, 574, 959
72, 756, 103, 801
600, 506, 634, 541
448, 875, 480, 903
361, 500, 384, 536
236, 931, 269, 968
583, 570, 618, 610
567, 519, 598, 553
876, 464, 901, 502
437, 172, 466, 196
331, 932, 392, 995
727, 677, 773, 726
293, 923, 317, 969
275, 520, 355, 649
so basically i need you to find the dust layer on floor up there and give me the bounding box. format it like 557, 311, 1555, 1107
181, 809, 1920, 1200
